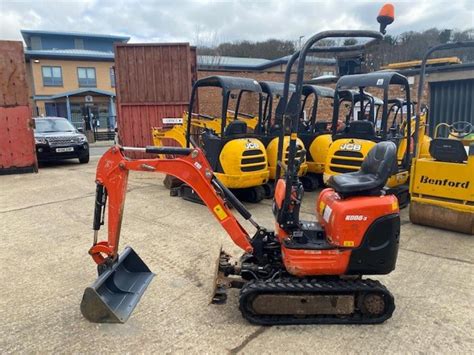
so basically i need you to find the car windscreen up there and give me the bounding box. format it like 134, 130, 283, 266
35, 119, 76, 133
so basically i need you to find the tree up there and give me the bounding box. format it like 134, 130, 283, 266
210, 39, 296, 59
197, 27, 474, 66
438, 29, 452, 43
383, 35, 397, 45
343, 38, 357, 46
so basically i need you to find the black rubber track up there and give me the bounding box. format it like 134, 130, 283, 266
300, 174, 319, 192
239, 277, 395, 325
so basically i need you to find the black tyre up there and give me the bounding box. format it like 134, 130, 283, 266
243, 186, 265, 203
397, 191, 410, 209
262, 183, 274, 199
300, 174, 319, 191
317, 174, 325, 188
79, 153, 90, 164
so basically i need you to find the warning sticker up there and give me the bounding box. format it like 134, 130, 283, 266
319, 201, 326, 213
392, 200, 399, 210
323, 205, 332, 223
162, 118, 183, 124
213, 205, 228, 220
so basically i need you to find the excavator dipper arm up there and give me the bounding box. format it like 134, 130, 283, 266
89, 145, 253, 265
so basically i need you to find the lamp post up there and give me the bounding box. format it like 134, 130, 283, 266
298, 35, 305, 50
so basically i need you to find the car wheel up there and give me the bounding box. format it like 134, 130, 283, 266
79, 154, 90, 164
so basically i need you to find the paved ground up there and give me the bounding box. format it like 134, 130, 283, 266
1, 155, 473, 353
89, 140, 114, 157
89, 145, 110, 157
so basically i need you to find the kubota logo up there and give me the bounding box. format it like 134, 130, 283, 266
340, 143, 361, 151
420, 176, 469, 189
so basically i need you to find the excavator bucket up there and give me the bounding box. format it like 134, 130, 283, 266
80, 247, 155, 323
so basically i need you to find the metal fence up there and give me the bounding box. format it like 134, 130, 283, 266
429, 79, 474, 137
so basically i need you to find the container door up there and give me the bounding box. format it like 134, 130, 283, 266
0, 41, 37, 174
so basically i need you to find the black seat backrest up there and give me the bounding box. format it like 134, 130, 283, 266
269, 124, 281, 135
348, 120, 375, 137
429, 138, 467, 163
314, 121, 330, 133
336, 120, 376, 140
326, 141, 398, 197
201, 130, 222, 171
225, 120, 247, 137
361, 141, 398, 184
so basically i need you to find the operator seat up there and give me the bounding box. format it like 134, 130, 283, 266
225, 120, 247, 137
429, 138, 467, 163
314, 121, 330, 133
327, 141, 397, 197
337, 120, 377, 140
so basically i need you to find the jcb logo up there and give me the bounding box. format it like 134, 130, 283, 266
340, 143, 361, 151
246, 142, 259, 150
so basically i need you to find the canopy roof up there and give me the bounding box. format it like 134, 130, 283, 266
336, 71, 409, 90
194, 76, 262, 92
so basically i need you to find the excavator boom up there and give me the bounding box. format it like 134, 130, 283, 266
91, 145, 253, 262
81, 145, 256, 323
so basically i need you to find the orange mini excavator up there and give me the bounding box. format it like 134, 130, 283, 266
81, 5, 400, 325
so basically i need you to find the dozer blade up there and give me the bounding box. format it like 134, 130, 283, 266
210, 246, 227, 304
80, 247, 155, 323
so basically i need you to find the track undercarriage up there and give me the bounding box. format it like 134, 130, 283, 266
212, 250, 395, 326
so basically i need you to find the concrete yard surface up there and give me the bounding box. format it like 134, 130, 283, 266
0, 156, 473, 353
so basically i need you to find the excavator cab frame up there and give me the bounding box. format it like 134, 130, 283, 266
185, 76, 263, 144
258, 81, 296, 135
164, 75, 270, 203
298, 84, 335, 134
273, 30, 390, 186
293, 84, 336, 188
224, 88, 264, 131
323, 72, 413, 207
337, 89, 384, 127
331, 72, 411, 147
387, 98, 413, 131
275, 29, 386, 222
249, 81, 310, 191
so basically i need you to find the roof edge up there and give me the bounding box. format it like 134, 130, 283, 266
21, 29, 130, 42
49, 88, 116, 99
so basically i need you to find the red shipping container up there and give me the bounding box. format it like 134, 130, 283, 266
114, 43, 197, 156
0, 41, 37, 174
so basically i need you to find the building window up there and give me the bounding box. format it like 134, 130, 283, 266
42, 66, 63, 86
110, 67, 115, 87
77, 67, 96, 87
74, 38, 84, 49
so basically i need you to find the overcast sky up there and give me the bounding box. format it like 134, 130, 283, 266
1, 0, 473, 46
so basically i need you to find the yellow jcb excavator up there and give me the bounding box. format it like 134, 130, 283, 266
153, 76, 270, 203
323, 72, 430, 207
